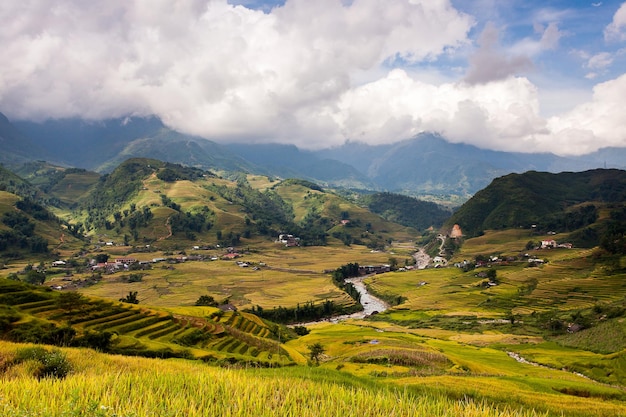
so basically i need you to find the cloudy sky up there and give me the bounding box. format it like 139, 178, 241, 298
1, 0, 626, 155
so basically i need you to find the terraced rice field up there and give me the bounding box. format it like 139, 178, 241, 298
7, 285, 292, 365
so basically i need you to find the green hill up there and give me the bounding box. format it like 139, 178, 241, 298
15, 161, 101, 208
446, 169, 626, 242
360, 192, 451, 232
0, 164, 39, 200
4, 163, 626, 416
0, 191, 84, 260
24, 158, 417, 249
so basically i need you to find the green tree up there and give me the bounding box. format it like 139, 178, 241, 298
24, 270, 46, 285
388, 257, 398, 271
209, 310, 225, 322
307, 342, 325, 365
94, 253, 109, 263
120, 291, 139, 304
56, 292, 86, 312
195, 295, 218, 307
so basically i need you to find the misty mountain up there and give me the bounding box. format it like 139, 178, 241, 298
0, 112, 48, 168
14, 116, 253, 174
4, 113, 625, 203
315, 134, 615, 199
224, 143, 375, 189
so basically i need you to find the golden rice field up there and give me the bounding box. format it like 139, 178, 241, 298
0, 341, 575, 417
51, 243, 396, 310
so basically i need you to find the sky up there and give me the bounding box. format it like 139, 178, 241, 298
1, 0, 626, 155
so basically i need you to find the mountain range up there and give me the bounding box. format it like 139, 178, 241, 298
3, 112, 626, 205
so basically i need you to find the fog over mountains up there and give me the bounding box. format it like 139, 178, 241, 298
2, 113, 626, 203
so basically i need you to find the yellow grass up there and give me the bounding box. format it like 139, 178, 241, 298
0, 341, 558, 417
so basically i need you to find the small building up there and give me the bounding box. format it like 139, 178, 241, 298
278, 234, 300, 247
358, 265, 391, 275
115, 258, 137, 264
541, 240, 557, 249
433, 256, 447, 264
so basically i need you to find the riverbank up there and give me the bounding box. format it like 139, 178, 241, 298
291, 275, 389, 326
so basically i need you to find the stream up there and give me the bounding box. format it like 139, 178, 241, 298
293, 275, 389, 326
295, 247, 429, 326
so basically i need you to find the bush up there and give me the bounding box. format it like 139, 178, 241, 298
8, 321, 76, 346
195, 295, 218, 306
174, 329, 211, 346
293, 326, 310, 336
14, 347, 72, 379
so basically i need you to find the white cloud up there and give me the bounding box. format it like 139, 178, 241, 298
586, 52, 614, 69
0, 0, 474, 144
605, 2, 626, 41
547, 74, 626, 154
336, 69, 547, 151
0, 0, 626, 156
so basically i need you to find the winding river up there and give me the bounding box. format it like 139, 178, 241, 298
295, 247, 430, 326
293, 275, 389, 326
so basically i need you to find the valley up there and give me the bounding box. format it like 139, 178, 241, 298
4, 1, 626, 415
1, 159, 626, 416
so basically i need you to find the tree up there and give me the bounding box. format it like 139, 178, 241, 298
195, 295, 218, 307
293, 326, 310, 336
307, 342, 325, 365
505, 310, 516, 325
56, 292, 86, 312
24, 270, 46, 285
388, 257, 398, 271
94, 253, 109, 264
120, 291, 139, 304
209, 310, 225, 322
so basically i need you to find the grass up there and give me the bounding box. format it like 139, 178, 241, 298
47, 243, 397, 310
0, 340, 589, 417
282, 323, 626, 416
554, 318, 626, 353
4, 225, 626, 416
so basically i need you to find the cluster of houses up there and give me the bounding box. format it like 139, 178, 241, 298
540, 239, 573, 249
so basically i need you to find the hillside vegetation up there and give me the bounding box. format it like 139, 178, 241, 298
2, 161, 626, 416
361, 192, 451, 231
2, 158, 420, 251
446, 169, 626, 243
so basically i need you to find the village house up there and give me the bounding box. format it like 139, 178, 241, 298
115, 258, 137, 265
278, 233, 300, 247
541, 239, 557, 249
358, 265, 391, 275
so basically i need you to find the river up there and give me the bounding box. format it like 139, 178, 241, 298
291, 275, 389, 327
294, 247, 429, 326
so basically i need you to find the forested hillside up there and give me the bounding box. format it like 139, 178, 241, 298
446, 169, 626, 249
